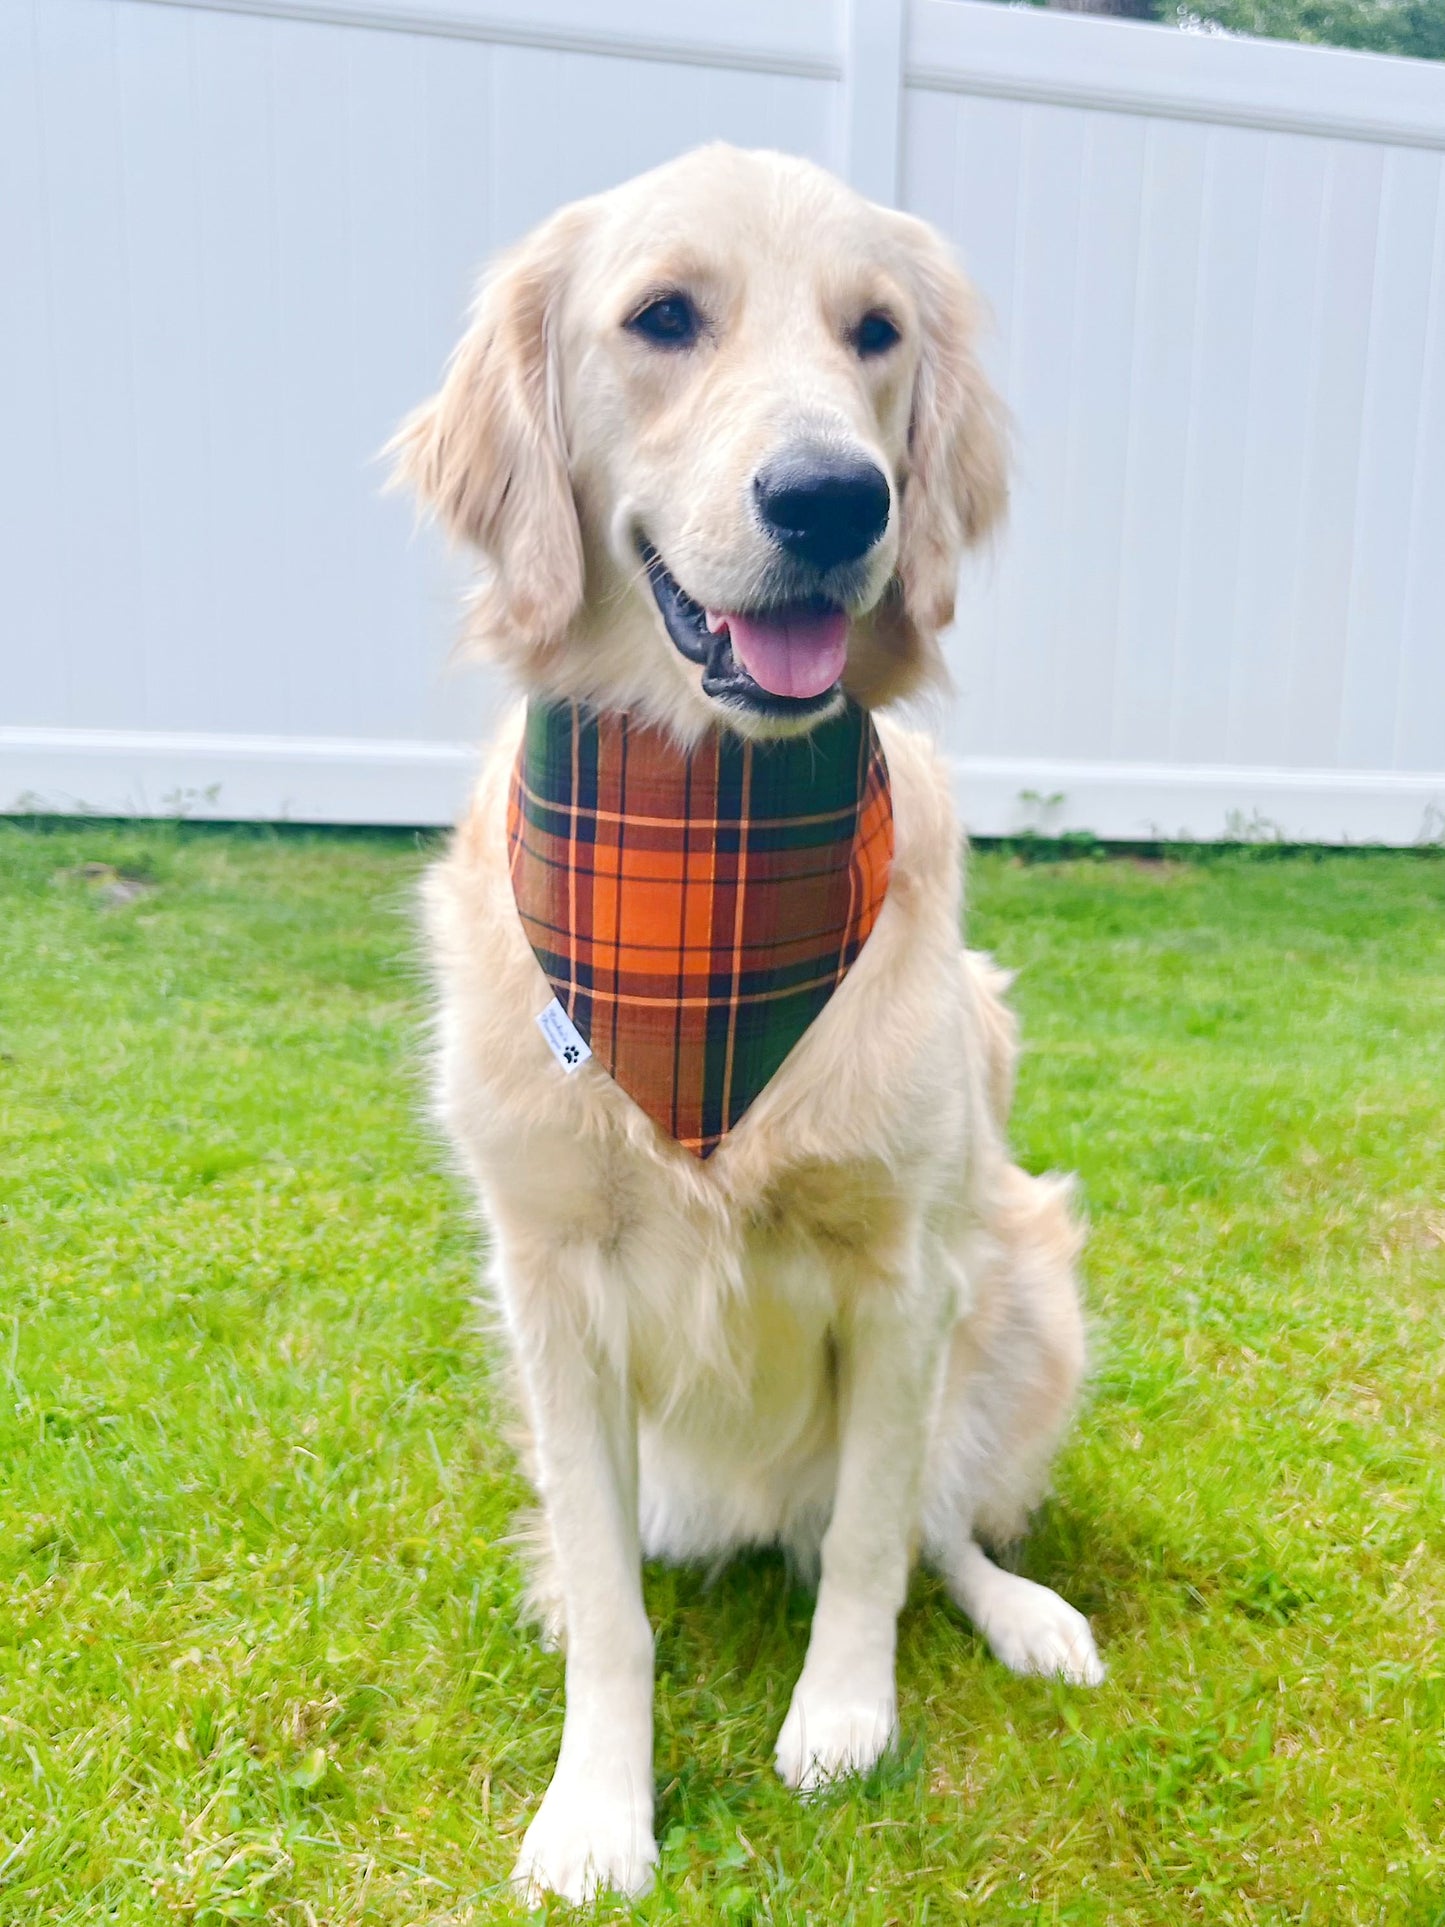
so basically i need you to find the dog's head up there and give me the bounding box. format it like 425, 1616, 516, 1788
393, 145, 1007, 739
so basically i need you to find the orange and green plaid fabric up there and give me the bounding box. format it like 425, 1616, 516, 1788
507, 698, 893, 1158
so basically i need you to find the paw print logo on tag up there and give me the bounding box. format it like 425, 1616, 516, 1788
536, 998, 593, 1076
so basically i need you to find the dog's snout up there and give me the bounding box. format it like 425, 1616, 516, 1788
753, 451, 890, 573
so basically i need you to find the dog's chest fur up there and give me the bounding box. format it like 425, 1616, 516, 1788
614, 1161, 937, 1564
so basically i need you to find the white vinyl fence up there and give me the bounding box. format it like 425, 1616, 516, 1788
3, 0, 1443, 841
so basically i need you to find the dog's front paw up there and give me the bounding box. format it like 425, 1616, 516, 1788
511, 1770, 657, 1904
774, 1680, 898, 1792
978, 1573, 1105, 1686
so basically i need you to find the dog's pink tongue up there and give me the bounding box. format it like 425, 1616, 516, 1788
714, 608, 849, 700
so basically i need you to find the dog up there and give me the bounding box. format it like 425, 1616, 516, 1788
393, 144, 1101, 1905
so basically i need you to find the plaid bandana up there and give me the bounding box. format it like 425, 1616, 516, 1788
508, 698, 893, 1158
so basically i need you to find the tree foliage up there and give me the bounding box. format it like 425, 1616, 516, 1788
1179, 0, 1445, 58
1028, 0, 1445, 60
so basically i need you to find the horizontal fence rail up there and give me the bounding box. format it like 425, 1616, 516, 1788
3, 0, 1443, 840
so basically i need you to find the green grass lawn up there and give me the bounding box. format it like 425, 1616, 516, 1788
3, 820, 1443, 1926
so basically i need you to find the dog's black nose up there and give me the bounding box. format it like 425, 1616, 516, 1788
753, 452, 890, 573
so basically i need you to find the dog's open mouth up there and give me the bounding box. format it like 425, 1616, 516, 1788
641, 544, 848, 716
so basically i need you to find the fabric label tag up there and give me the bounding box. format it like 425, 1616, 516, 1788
537, 998, 591, 1075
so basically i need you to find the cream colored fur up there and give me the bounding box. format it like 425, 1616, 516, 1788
398, 146, 1100, 1906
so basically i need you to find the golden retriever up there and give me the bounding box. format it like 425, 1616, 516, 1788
393, 143, 1101, 1905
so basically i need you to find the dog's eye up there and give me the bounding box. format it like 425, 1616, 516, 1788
854, 310, 901, 358
626, 293, 700, 349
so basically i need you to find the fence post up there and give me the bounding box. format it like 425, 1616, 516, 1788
843, 0, 907, 205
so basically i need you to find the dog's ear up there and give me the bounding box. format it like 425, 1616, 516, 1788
389, 208, 587, 652
894, 219, 1009, 637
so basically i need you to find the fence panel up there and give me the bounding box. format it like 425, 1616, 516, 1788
2, 0, 1442, 839
907, 0, 1445, 838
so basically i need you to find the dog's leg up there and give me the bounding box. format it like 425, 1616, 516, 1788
500, 1241, 657, 1904
774, 1249, 940, 1792
922, 1169, 1103, 1685
939, 1536, 1104, 1684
